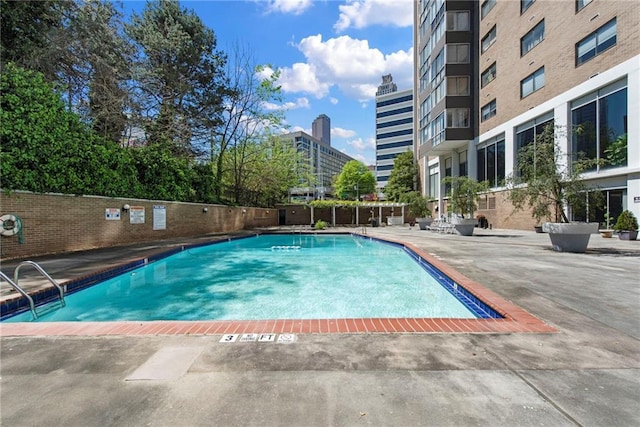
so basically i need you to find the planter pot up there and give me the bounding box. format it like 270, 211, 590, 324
618, 230, 638, 241
451, 216, 478, 236
599, 230, 614, 238
542, 222, 599, 253
417, 218, 433, 230
534, 226, 544, 233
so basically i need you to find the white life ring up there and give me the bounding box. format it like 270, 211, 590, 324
0, 214, 21, 236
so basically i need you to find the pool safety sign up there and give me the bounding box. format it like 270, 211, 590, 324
153, 205, 166, 230
105, 208, 121, 221
129, 206, 145, 224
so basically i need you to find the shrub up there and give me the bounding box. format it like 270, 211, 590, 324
613, 210, 638, 231
314, 219, 327, 230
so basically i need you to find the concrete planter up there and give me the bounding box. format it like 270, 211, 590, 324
599, 230, 614, 238
542, 222, 599, 253
451, 217, 478, 236
618, 230, 638, 241
417, 218, 433, 230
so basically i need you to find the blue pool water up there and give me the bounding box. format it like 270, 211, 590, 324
6, 234, 492, 322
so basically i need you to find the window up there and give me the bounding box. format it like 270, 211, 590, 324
576, 18, 617, 65
521, 67, 545, 98
446, 11, 469, 31
572, 81, 628, 170
447, 76, 469, 96
431, 113, 445, 147
521, 0, 535, 13
446, 44, 470, 63
481, 63, 496, 88
446, 108, 469, 128
444, 157, 452, 195
477, 136, 505, 188
521, 20, 544, 56
428, 165, 439, 199
481, 100, 496, 121
459, 150, 467, 177
481, 0, 496, 19
482, 26, 497, 53
515, 113, 554, 176
576, 0, 593, 12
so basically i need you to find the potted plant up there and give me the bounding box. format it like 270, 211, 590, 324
505, 124, 602, 252
599, 212, 615, 238
613, 210, 638, 241
441, 176, 490, 236
400, 191, 432, 230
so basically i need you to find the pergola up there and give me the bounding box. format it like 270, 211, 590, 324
309, 202, 409, 227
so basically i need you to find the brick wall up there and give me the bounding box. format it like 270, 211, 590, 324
0, 191, 277, 259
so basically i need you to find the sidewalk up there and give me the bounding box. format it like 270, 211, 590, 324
1, 227, 639, 426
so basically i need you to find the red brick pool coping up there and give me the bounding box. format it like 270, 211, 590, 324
0, 235, 557, 336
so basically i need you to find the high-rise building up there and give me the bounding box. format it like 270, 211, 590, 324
414, 0, 639, 229
375, 75, 413, 193
312, 114, 331, 145
281, 115, 354, 201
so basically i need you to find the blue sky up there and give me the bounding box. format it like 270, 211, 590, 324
128, 0, 414, 165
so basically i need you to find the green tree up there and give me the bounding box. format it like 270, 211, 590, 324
441, 176, 490, 218
0, 63, 107, 194
126, 0, 227, 156
334, 160, 376, 200
0, 0, 68, 76
506, 124, 602, 223
211, 43, 285, 203
383, 151, 416, 201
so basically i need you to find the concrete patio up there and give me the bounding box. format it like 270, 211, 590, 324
1, 226, 639, 426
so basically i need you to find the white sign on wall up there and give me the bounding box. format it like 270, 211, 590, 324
153, 205, 166, 230
105, 208, 121, 221
130, 206, 145, 224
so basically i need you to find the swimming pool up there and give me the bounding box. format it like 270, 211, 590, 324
4, 234, 500, 322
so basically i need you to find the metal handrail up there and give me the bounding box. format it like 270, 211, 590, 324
0, 271, 37, 319
14, 261, 65, 307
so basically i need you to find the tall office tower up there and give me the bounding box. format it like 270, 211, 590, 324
312, 114, 331, 145
413, 0, 639, 229
375, 75, 413, 193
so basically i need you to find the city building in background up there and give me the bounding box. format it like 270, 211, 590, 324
413, 0, 639, 229
281, 115, 355, 201
375, 75, 414, 195
312, 114, 331, 145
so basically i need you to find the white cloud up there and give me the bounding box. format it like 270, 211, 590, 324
263, 97, 310, 111
329, 97, 339, 105
276, 34, 413, 100
347, 137, 376, 151
331, 127, 357, 139
334, 0, 413, 33
265, 0, 313, 15
278, 62, 331, 98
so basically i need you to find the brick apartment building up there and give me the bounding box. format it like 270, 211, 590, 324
414, 0, 639, 229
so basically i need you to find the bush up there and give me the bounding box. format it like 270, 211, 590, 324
613, 210, 638, 231
314, 219, 327, 230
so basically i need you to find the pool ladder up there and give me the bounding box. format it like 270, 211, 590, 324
0, 261, 65, 320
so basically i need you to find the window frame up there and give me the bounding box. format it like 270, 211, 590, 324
481, 25, 497, 53
481, 0, 496, 19
521, 20, 545, 56
521, 0, 535, 14
576, 0, 593, 12
481, 100, 497, 122
446, 43, 470, 64
446, 10, 470, 31
446, 76, 470, 96
481, 62, 497, 88
575, 18, 617, 66
520, 67, 545, 98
